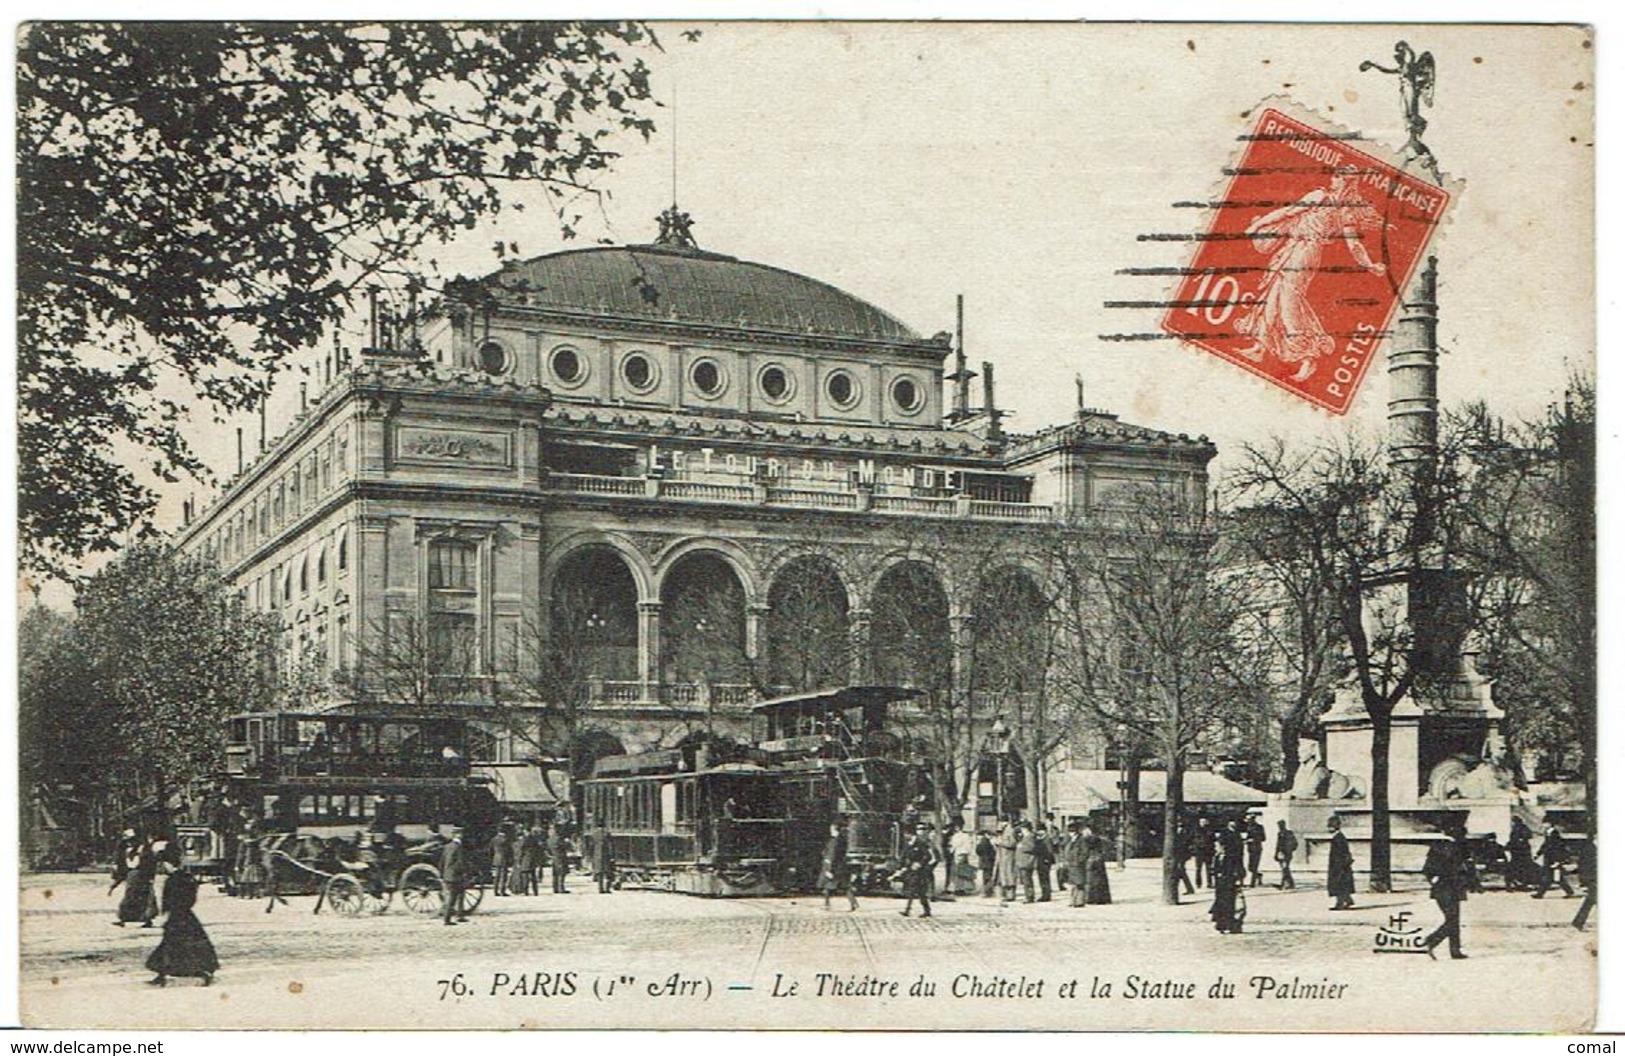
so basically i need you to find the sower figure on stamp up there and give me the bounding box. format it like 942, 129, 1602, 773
1326, 815, 1356, 910
440, 825, 469, 926
898, 823, 935, 918
1274, 820, 1298, 890
1422, 817, 1473, 959
821, 819, 858, 911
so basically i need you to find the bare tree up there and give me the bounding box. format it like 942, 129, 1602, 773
1048, 488, 1246, 905
352, 612, 481, 715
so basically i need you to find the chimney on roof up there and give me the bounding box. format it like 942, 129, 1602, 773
983, 361, 1003, 442
236, 427, 244, 474
947, 295, 976, 423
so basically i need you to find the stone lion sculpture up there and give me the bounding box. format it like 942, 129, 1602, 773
1426, 753, 1515, 801
1288, 739, 1367, 800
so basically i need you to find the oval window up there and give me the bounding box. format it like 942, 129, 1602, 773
760, 365, 790, 402
892, 376, 922, 414
551, 347, 583, 384
478, 341, 508, 376
692, 359, 723, 396
826, 370, 858, 409
622, 353, 654, 391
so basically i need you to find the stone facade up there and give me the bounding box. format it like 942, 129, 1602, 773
176, 227, 1215, 770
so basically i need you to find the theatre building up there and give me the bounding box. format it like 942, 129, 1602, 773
175, 211, 1215, 775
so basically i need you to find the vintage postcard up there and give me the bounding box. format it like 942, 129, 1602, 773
14, 21, 1598, 1033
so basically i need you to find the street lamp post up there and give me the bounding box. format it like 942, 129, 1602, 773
1116, 722, 1130, 868
990, 717, 1011, 823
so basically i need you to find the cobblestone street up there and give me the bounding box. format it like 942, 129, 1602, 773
20, 865, 1595, 1031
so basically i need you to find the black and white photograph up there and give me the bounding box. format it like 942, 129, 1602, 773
11, 18, 1602, 1034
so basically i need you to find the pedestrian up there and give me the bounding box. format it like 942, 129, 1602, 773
1422, 818, 1473, 959
490, 824, 511, 896
1245, 812, 1267, 887
592, 822, 615, 894
1209, 820, 1244, 934
522, 825, 544, 895
145, 868, 218, 987
1033, 820, 1055, 902
898, 823, 935, 918
110, 829, 159, 928
975, 829, 996, 897
1081, 823, 1113, 906
821, 820, 858, 911
1062, 822, 1088, 907
1506, 817, 1536, 891
994, 818, 1019, 903
1014, 821, 1038, 904
1571, 835, 1596, 931
1171, 820, 1196, 896
1326, 816, 1356, 911
1533, 824, 1574, 898
548, 823, 570, 894
440, 826, 470, 925
948, 820, 976, 896
1193, 817, 1212, 888
1274, 820, 1298, 890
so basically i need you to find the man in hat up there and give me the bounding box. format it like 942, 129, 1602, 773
1245, 812, 1268, 887
440, 825, 470, 925
1422, 817, 1473, 959
821, 819, 858, 911
1326, 816, 1356, 911
899, 823, 935, 918
1533, 823, 1574, 899
1014, 821, 1038, 904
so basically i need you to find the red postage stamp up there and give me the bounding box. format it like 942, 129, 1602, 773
1161, 108, 1450, 415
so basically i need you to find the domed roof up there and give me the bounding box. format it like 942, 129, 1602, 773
481, 243, 923, 345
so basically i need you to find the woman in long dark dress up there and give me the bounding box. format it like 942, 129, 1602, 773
110, 831, 158, 927
146, 869, 219, 987
1209, 821, 1245, 934
1082, 826, 1113, 905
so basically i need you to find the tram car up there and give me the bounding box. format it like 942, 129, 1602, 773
216, 711, 502, 899
580, 686, 928, 897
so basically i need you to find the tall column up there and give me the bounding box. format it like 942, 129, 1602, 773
1387, 256, 1439, 482
638, 600, 663, 703
848, 608, 872, 683
950, 611, 976, 700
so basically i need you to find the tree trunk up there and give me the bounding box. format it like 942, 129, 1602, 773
1162, 761, 1185, 905
1281, 721, 1302, 792
1123, 755, 1142, 863
1366, 706, 1393, 892
1023, 757, 1042, 823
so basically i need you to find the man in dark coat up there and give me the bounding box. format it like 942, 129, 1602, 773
1505, 818, 1536, 891
1533, 824, 1574, 898
1062, 822, 1089, 907
899, 823, 935, 917
1326, 816, 1356, 910
975, 830, 996, 898
1273, 820, 1298, 890
1081, 824, 1113, 905
994, 820, 1019, 903
440, 827, 469, 925
547, 823, 570, 894
1172, 821, 1196, 895
1033, 821, 1055, 902
1244, 814, 1267, 887
821, 820, 858, 911
1193, 817, 1213, 888
592, 822, 615, 894
1422, 819, 1473, 959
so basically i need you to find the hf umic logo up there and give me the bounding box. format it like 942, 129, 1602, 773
1372, 911, 1429, 955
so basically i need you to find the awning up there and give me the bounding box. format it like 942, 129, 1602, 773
1049, 769, 1266, 815
471, 764, 570, 807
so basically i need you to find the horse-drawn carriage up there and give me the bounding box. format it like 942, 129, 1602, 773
217, 711, 502, 917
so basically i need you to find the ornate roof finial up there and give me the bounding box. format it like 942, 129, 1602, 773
655, 204, 699, 250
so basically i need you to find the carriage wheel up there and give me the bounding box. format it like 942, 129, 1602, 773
462, 883, 486, 915
324, 874, 369, 917
399, 863, 444, 916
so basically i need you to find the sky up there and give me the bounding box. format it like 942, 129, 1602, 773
22, 21, 1597, 601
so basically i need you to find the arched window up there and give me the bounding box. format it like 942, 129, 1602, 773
300, 556, 310, 594
337, 531, 348, 571
317, 547, 328, 585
